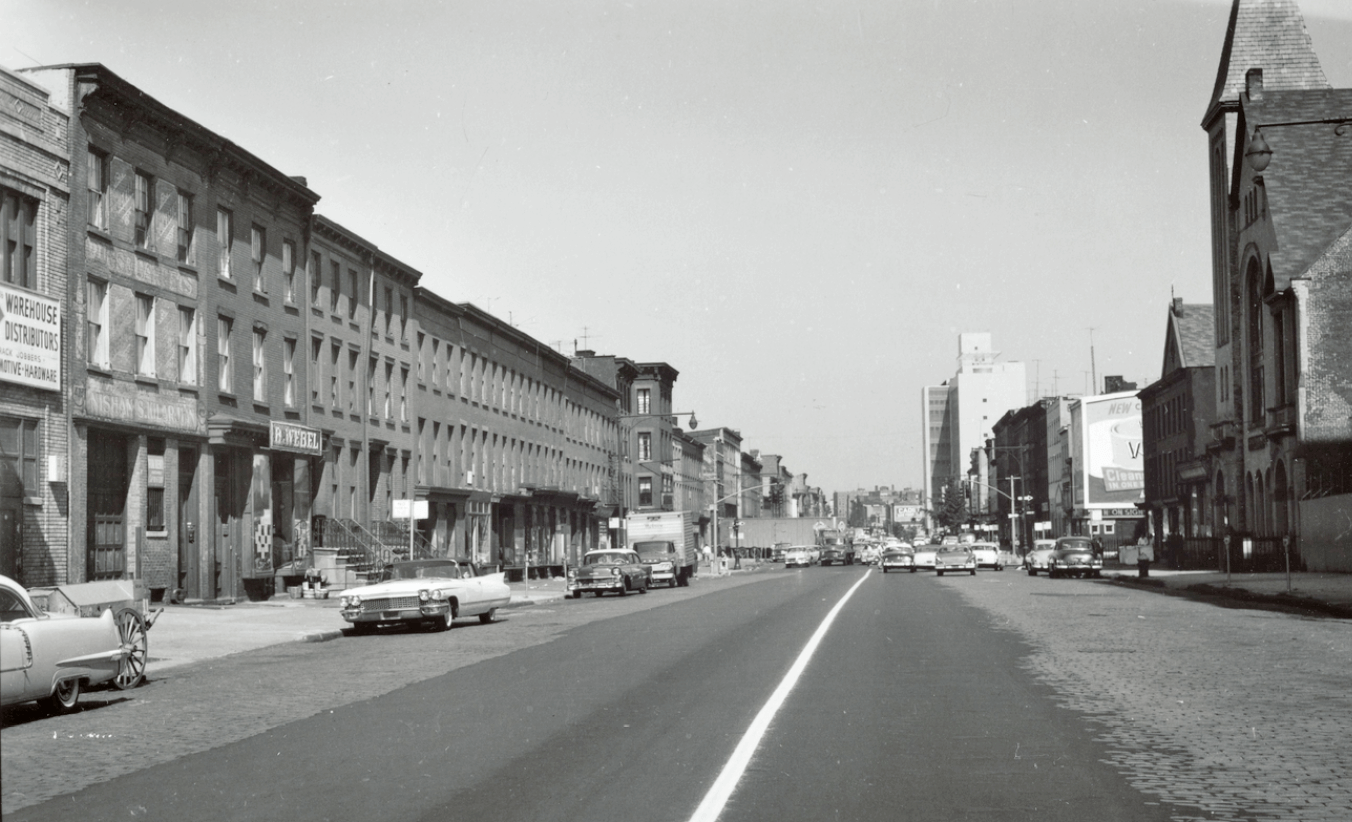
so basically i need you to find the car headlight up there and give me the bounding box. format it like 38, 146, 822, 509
431, 589, 448, 601
418, 589, 430, 602
344, 595, 361, 607
610, 568, 620, 576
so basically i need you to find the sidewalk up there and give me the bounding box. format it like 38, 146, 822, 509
1104, 567, 1352, 618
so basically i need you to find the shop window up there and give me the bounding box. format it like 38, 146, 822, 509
0, 417, 40, 502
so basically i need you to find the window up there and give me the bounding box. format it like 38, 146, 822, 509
282, 240, 296, 302
637, 432, 652, 461
176, 191, 194, 264
216, 208, 233, 279
146, 439, 165, 531
384, 362, 394, 418
384, 286, 394, 335
87, 278, 109, 368
252, 330, 267, 401
637, 388, 650, 415
349, 269, 359, 319
400, 367, 409, 422
368, 357, 377, 416
2, 187, 38, 289
430, 340, 440, 389
178, 307, 196, 385
310, 251, 322, 305
135, 172, 152, 248
0, 416, 40, 502
416, 333, 425, 381
331, 342, 341, 408
279, 336, 293, 408
310, 337, 323, 403
217, 316, 233, 392
87, 150, 107, 229
135, 294, 155, 377
639, 476, 653, 507
399, 294, 409, 340
330, 261, 341, 312
251, 226, 266, 291
347, 350, 358, 413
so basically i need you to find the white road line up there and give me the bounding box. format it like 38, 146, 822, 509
687, 570, 873, 822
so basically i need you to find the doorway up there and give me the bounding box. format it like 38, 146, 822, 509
88, 432, 129, 580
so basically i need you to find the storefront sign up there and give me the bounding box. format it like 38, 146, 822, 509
0, 283, 61, 392
269, 420, 322, 455
85, 379, 201, 432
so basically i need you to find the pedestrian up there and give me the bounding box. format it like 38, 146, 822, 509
1137, 535, 1154, 578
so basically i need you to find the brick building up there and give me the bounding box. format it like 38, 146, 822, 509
1140, 300, 1215, 545
0, 66, 70, 587
1201, 0, 1352, 570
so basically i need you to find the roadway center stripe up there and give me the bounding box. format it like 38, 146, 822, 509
687, 570, 873, 822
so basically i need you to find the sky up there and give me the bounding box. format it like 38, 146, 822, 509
4, 0, 1351, 495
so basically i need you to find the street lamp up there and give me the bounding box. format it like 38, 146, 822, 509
618, 410, 698, 429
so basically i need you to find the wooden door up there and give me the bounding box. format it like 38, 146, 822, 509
88, 434, 128, 580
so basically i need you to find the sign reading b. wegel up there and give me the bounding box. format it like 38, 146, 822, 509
269, 420, 322, 455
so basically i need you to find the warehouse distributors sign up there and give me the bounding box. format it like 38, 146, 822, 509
0, 283, 61, 392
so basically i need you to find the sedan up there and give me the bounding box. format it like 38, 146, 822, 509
784, 547, 814, 568
1024, 539, 1058, 576
911, 546, 939, 570
879, 549, 916, 573
1, 575, 128, 713
969, 542, 1003, 570
569, 550, 650, 597
1047, 537, 1104, 579
935, 546, 977, 576
339, 559, 511, 632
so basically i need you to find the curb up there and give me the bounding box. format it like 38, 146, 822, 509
1108, 575, 1352, 618
298, 629, 345, 643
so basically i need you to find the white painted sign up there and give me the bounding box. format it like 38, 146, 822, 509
0, 283, 61, 391
392, 499, 429, 520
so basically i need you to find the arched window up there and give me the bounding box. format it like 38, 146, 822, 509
1246, 256, 1265, 422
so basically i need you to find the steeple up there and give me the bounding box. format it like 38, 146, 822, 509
1203, 0, 1329, 129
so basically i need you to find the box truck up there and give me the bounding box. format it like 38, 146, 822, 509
626, 511, 697, 587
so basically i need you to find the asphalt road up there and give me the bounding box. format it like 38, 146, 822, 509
4, 566, 1194, 822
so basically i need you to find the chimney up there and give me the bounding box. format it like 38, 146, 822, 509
1246, 68, 1263, 102
289, 175, 308, 187
1172, 297, 1184, 315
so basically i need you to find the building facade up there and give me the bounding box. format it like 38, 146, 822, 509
0, 66, 70, 587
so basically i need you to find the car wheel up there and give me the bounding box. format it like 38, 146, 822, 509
434, 614, 452, 631
618, 578, 629, 597
1028, 568, 1037, 577
479, 608, 497, 624
350, 621, 375, 635
882, 567, 888, 574
936, 570, 944, 577
910, 568, 917, 573
47, 677, 81, 713
970, 568, 977, 576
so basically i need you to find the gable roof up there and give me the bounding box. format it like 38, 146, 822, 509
1241, 88, 1352, 289
1162, 302, 1216, 378
1204, 0, 1328, 127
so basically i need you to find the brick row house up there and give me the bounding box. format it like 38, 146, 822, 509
0, 67, 69, 586
1198, 0, 1352, 571
2, 61, 822, 595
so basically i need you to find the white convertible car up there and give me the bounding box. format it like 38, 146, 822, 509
1, 575, 128, 713
339, 559, 511, 633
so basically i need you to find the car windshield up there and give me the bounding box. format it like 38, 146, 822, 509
633, 542, 674, 559
386, 561, 473, 580
1059, 539, 1093, 550
584, 553, 628, 565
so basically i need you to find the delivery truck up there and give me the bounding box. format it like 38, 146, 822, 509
625, 510, 697, 587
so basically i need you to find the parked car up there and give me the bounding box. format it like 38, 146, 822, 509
1, 575, 128, 713
935, 546, 977, 576
784, 547, 814, 568
880, 549, 916, 573
339, 559, 511, 632
1047, 537, 1104, 579
569, 550, 651, 597
969, 542, 1003, 570
912, 545, 939, 570
1024, 539, 1058, 576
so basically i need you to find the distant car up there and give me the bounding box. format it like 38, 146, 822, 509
1047, 537, 1103, 579
569, 550, 651, 597
912, 545, 939, 570
820, 547, 851, 566
771, 546, 788, 563
784, 547, 813, 568
969, 542, 1003, 570
1024, 539, 1058, 576
940, 535, 960, 546
935, 546, 977, 576
1, 575, 129, 713
806, 546, 823, 564
340, 559, 511, 632
880, 549, 916, 573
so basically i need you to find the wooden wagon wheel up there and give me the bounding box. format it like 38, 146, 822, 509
113, 607, 148, 690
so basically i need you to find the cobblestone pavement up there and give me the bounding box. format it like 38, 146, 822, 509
940, 571, 1352, 822
0, 572, 771, 816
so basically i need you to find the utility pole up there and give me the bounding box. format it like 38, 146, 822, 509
1088, 327, 1098, 395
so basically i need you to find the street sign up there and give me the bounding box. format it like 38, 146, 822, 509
392, 499, 429, 520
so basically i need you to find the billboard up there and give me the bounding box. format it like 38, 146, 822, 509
1081, 394, 1143, 505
